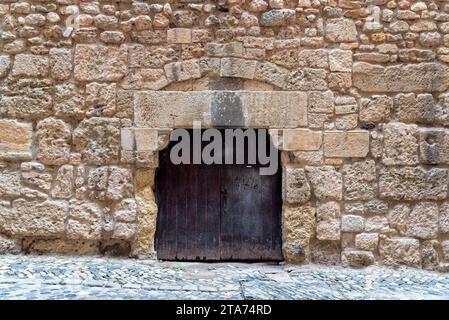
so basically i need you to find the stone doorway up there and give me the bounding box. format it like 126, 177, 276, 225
154, 129, 283, 261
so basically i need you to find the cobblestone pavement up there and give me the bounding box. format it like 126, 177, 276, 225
0, 255, 449, 300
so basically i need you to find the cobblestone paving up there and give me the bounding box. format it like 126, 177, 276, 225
0, 255, 449, 300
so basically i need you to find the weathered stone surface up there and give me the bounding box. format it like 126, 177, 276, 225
0, 55, 11, 78
22, 239, 98, 255
329, 50, 353, 72
12, 54, 49, 78
316, 201, 341, 241
243, 91, 308, 128
0, 235, 21, 254
305, 166, 342, 201
165, 59, 201, 83
422, 240, 440, 271
113, 199, 138, 223
323, 131, 370, 158
36, 118, 71, 166
112, 222, 138, 240
85, 82, 116, 117
285, 68, 328, 91
342, 249, 375, 267
387, 204, 410, 235
379, 167, 448, 201
131, 169, 157, 258
21, 170, 52, 192
49, 48, 72, 80
73, 118, 121, 165
353, 62, 449, 92
342, 160, 377, 200
52, 165, 74, 199
419, 129, 449, 164
360, 95, 393, 123
67, 201, 105, 240
283, 168, 311, 204
260, 9, 295, 27
106, 167, 133, 201
0, 200, 67, 237
254, 62, 288, 88
310, 241, 341, 265
438, 202, 449, 234
355, 233, 379, 251
380, 238, 421, 268
0, 120, 32, 161
365, 216, 390, 233
282, 205, 316, 263
341, 215, 364, 233
74, 45, 127, 82
221, 58, 257, 79
135, 91, 211, 128
0, 171, 21, 198
54, 84, 86, 119
325, 18, 358, 42
280, 129, 322, 151
309, 91, 334, 114
382, 123, 419, 166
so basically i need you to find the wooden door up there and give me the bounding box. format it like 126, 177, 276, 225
155, 129, 283, 261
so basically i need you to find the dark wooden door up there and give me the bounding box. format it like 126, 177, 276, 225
155, 129, 283, 261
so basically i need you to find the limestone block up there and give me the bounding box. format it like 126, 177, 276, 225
280, 129, 322, 151
36, 118, 72, 166
316, 201, 341, 241
0, 120, 32, 161
323, 131, 370, 158
382, 123, 419, 166
379, 167, 448, 201
380, 238, 421, 268
12, 54, 49, 78
305, 166, 342, 201
325, 18, 358, 42
282, 167, 311, 204
342, 160, 377, 200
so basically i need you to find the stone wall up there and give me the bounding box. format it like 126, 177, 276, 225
1, 0, 449, 271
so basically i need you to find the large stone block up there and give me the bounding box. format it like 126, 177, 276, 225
49, 48, 72, 81
0, 200, 67, 237
359, 95, 393, 123
36, 118, 72, 166
134, 91, 211, 128
243, 91, 308, 128
0, 171, 21, 198
0, 120, 32, 161
282, 205, 316, 263
323, 131, 370, 158
342, 249, 375, 267
1, 84, 52, 120
74, 44, 127, 82
379, 167, 448, 201
395, 93, 438, 124
67, 201, 105, 240
12, 54, 49, 78
316, 201, 341, 241
382, 123, 419, 166
419, 129, 449, 164
73, 118, 121, 165
342, 160, 377, 200
280, 129, 322, 151
405, 202, 439, 239
283, 167, 311, 204
325, 18, 358, 42
353, 62, 449, 92
220, 58, 257, 79
54, 84, 86, 119
380, 238, 421, 268
305, 166, 342, 201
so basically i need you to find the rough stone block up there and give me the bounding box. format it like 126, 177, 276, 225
419, 129, 449, 164
355, 233, 379, 251
325, 18, 358, 42
379, 167, 448, 201
281, 129, 322, 151
164, 59, 201, 83
359, 95, 393, 123
316, 201, 341, 241
342, 160, 377, 200
323, 131, 370, 158
167, 28, 192, 43
74, 44, 127, 82
305, 166, 342, 201
220, 58, 257, 79
49, 48, 72, 80
382, 123, 419, 166
0, 120, 33, 161
405, 202, 439, 239
341, 215, 365, 232
36, 118, 72, 166
380, 238, 421, 268
0, 171, 21, 198
12, 54, 49, 78
283, 167, 311, 204
353, 62, 449, 92
329, 49, 353, 72
73, 117, 121, 165
342, 249, 375, 267
309, 91, 334, 114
